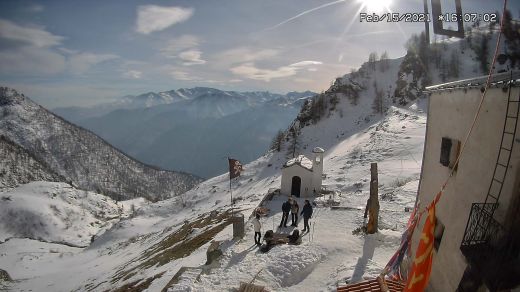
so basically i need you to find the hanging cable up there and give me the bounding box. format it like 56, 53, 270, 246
414, 0, 509, 217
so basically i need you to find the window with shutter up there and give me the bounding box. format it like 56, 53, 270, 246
440, 137, 461, 170
440, 137, 452, 167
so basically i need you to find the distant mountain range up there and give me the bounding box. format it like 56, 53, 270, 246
0, 87, 201, 201
54, 87, 315, 121
53, 87, 317, 178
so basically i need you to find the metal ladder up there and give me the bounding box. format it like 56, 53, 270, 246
461, 72, 519, 249
483, 72, 519, 213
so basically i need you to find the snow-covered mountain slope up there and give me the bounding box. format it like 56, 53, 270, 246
0, 87, 201, 201
0, 95, 426, 291
61, 89, 315, 178
1, 29, 507, 291
0, 136, 66, 190
0, 182, 147, 247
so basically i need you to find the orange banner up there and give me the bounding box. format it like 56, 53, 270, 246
404, 193, 439, 292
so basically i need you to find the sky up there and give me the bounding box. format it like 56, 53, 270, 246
0, 0, 515, 108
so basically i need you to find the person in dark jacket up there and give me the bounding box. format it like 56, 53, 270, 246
279, 199, 291, 227
300, 199, 313, 232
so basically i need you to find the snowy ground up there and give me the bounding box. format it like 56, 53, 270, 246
0, 182, 148, 247
173, 101, 426, 291
187, 195, 406, 291
0, 98, 426, 291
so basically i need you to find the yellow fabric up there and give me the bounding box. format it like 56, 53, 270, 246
404, 192, 438, 292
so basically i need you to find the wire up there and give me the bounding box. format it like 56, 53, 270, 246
415, 0, 509, 216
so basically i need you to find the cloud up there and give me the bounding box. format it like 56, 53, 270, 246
230, 60, 322, 82
27, 4, 44, 13
170, 70, 198, 81
0, 20, 117, 76
160, 35, 200, 57
0, 46, 66, 75
0, 19, 64, 48
289, 60, 323, 67
215, 47, 279, 65
6, 83, 123, 108
136, 5, 193, 34
294, 78, 313, 83
230, 63, 296, 81
67, 52, 119, 74
159, 35, 205, 66
178, 50, 206, 65
123, 70, 142, 79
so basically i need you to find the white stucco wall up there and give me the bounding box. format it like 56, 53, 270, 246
413, 86, 520, 291
281, 165, 314, 197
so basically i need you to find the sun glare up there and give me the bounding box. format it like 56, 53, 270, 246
359, 0, 392, 13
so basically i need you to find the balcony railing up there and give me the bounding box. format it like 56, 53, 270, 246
461, 203, 502, 249
460, 203, 520, 291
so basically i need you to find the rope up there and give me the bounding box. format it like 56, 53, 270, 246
383, 2, 508, 282
415, 0, 508, 217
249, 268, 264, 285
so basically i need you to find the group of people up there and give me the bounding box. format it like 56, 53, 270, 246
280, 198, 313, 232
251, 197, 314, 246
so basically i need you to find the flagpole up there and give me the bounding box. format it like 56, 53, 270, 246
228, 157, 234, 217
230, 175, 234, 216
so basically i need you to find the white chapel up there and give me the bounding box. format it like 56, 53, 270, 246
280, 147, 325, 197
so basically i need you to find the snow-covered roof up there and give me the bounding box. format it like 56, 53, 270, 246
283, 155, 313, 171
312, 147, 325, 153
425, 70, 520, 92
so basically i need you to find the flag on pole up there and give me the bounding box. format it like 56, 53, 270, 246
404, 192, 440, 292
228, 158, 243, 179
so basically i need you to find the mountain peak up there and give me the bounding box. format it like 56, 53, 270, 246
0, 87, 26, 106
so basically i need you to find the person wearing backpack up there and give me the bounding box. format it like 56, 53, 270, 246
300, 200, 313, 232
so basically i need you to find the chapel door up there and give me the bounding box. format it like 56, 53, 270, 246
291, 176, 301, 197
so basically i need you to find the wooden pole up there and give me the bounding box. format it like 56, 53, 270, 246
364, 199, 370, 219
227, 156, 235, 216
367, 163, 380, 234
230, 177, 234, 216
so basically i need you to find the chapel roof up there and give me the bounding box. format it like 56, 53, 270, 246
283, 155, 313, 171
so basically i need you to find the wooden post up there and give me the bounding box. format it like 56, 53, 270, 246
232, 213, 245, 239
364, 199, 370, 219
367, 163, 380, 234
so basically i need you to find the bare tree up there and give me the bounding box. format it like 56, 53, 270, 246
288, 124, 300, 158
379, 51, 389, 72
368, 52, 378, 71
372, 81, 384, 114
